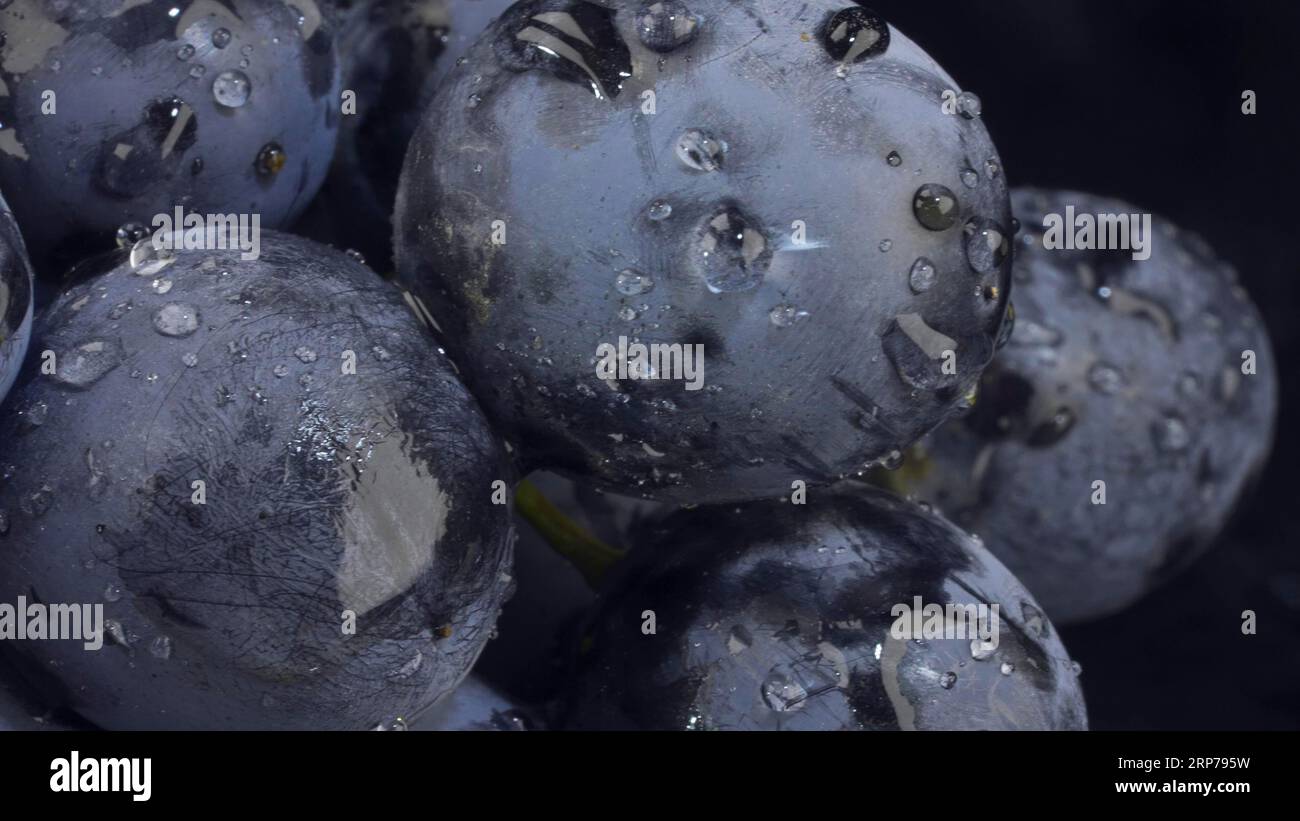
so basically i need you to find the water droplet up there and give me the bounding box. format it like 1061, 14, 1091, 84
615, 269, 654, 296
769, 304, 808, 327
886, 150, 902, 167
212, 27, 232, 48
105, 619, 130, 647
970, 637, 997, 660
467, 92, 482, 109
882, 313, 959, 391
676, 128, 727, 172
53, 340, 125, 389
691, 204, 771, 293
618, 305, 639, 321
1000, 661, 1015, 675
636, 1, 700, 52
913, 184, 959, 231
189, 65, 206, 79
273, 364, 290, 378
115, 223, 148, 248
956, 91, 982, 118
761, 672, 807, 712
909, 257, 937, 293
18, 401, 48, 429
181, 352, 199, 368
1070, 660, 1083, 676
152, 303, 200, 337
104, 583, 123, 603
1152, 414, 1190, 453
371, 345, 391, 361
1027, 407, 1076, 447
940, 671, 957, 689
151, 278, 174, 295
727, 625, 752, 654
1088, 362, 1124, 395
963, 217, 1009, 273
507, 1, 632, 100
256, 142, 286, 176
648, 199, 672, 220
391, 651, 423, 679
150, 635, 173, 660
212, 70, 251, 108
960, 168, 979, 188
177, 44, 195, 61
878, 238, 893, 252
1020, 601, 1049, 639
294, 346, 318, 364
820, 6, 890, 63
345, 249, 366, 265
98, 98, 198, 198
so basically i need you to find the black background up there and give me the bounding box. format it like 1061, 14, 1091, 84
863, 0, 1300, 729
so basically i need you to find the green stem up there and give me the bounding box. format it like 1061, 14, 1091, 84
515, 480, 626, 588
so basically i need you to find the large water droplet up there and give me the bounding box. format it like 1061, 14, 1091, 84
255, 142, 286, 176
956, 91, 982, 119
909, 257, 937, 293
676, 128, 727, 172
820, 6, 890, 63
53, 340, 125, 389
963, 217, 1009, 273
615, 269, 654, 296
647, 199, 672, 220
727, 625, 752, 654
115, 223, 148, 248
691, 205, 771, 293
212, 70, 251, 108
970, 637, 997, 660
882, 313, 959, 391
508, 2, 633, 100
97, 98, 198, 198
212, 27, 232, 48
1021, 602, 1049, 639
769, 304, 808, 327
761, 672, 807, 712
150, 635, 173, 660
913, 184, 959, 231
152, 303, 200, 337
635, 1, 700, 52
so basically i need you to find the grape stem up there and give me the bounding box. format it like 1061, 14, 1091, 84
515, 480, 626, 588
